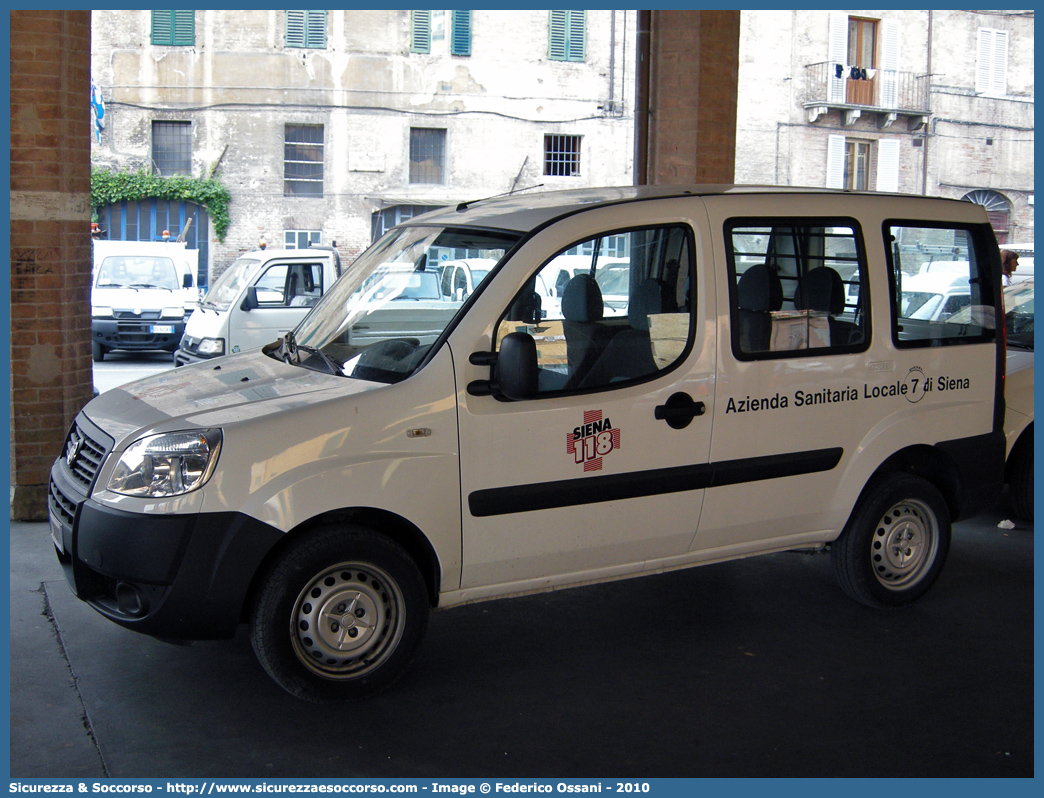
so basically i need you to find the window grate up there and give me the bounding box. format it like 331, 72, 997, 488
544, 134, 582, 177
409, 128, 446, 184
284, 124, 324, 197
152, 121, 192, 176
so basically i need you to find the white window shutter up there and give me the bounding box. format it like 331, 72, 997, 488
876, 139, 900, 193
826, 135, 846, 188
879, 19, 900, 108
991, 30, 1009, 95
827, 12, 848, 103
977, 28, 1009, 96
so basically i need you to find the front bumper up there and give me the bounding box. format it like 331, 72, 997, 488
48, 414, 283, 641
93, 316, 187, 352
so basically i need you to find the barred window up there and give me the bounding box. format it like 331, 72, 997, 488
409, 128, 446, 184
152, 121, 192, 176
284, 124, 324, 197
544, 134, 581, 177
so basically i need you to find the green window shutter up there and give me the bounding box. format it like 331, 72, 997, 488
286, 10, 326, 49
305, 10, 327, 48
567, 10, 585, 61
152, 11, 194, 46
451, 10, 472, 56
549, 10, 584, 62
411, 10, 431, 54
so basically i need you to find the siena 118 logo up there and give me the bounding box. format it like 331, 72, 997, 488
566, 409, 620, 472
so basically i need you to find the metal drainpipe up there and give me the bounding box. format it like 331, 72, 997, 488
634, 10, 651, 185
608, 10, 616, 114
922, 10, 932, 195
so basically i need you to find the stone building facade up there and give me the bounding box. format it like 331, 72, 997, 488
735, 9, 1034, 244
89, 10, 637, 282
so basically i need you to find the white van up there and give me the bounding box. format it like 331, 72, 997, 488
91, 240, 199, 361
50, 186, 1007, 702
174, 246, 341, 366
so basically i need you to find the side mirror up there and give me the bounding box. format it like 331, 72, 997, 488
183, 273, 193, 289
495, 332, 538, 400
240, 286, 259, 311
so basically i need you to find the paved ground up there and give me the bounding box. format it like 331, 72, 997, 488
9, 498, 1033, 779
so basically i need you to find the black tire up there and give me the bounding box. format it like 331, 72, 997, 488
250, 525, 429, 703
92, 341, 106, 362
1008, 428, 1033, 521
832, 474, 951, 608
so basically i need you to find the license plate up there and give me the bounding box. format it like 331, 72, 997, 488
150, 324, 175, 334
49, 512, 64, 554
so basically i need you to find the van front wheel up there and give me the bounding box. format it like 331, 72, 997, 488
250, 525, 429, 703
832, 474, 951, 608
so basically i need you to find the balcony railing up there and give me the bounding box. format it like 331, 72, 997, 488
803, 62, 930, 125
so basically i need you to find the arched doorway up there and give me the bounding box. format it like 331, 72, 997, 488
962, 190, 1011, 244
94, 198, 210, 287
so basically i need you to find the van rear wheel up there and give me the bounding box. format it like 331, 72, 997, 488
250, 525, 429, 703
832, 474, 951, 607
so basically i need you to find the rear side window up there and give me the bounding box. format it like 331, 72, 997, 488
886, 223, 998, 347
726, 220, 868, 358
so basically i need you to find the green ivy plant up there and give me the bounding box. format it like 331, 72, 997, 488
90, 168, 232, 242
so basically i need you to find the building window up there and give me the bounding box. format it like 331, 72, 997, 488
844, 140, 871, 191
976, 28, 1009, 96
548, 10, 585, 62
371, 204, 442, 241
285, 230, 322, 249
544, 134, 582, 177
152, 121, 192, 176
151, 11, 194, 46
409, 128, 446, 184
286, 10, 327, 49
826, 136, 899, 193
284, 124, 324, 197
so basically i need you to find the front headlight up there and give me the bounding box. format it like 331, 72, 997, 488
92, 305, 114, 318
108, 430, 222, 498
197, 337, 225, 356
161, 306, 186, 319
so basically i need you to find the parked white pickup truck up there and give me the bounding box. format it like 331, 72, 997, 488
175, 246, 341, 365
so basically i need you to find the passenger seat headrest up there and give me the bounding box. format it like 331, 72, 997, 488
736, 264, 783, 312
629, 279, 669, 331
796, 267, 845, 315
562, 273, 604, 322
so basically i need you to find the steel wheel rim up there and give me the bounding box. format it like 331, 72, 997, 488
870, 498, 939, 590
291, 562, 406, 680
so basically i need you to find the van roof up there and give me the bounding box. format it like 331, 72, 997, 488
402, 185, 988, 234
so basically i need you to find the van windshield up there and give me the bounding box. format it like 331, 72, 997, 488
279, 225, 520, 382
201, 257, 260, 311
96, 256, 180, 291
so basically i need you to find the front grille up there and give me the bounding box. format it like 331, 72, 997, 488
61, 421, 110, 492
115, 310, 162, 320
48, 478, 76, 526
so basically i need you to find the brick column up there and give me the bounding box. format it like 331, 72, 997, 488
645, 10, 740, 185
9, 10, 94, 520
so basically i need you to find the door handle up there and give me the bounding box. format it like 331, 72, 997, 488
655, 392, 706, 430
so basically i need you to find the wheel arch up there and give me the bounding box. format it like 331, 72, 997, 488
242, 506, 443, 624
1006, 421, 1033, 482
861, 443, 964, 521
